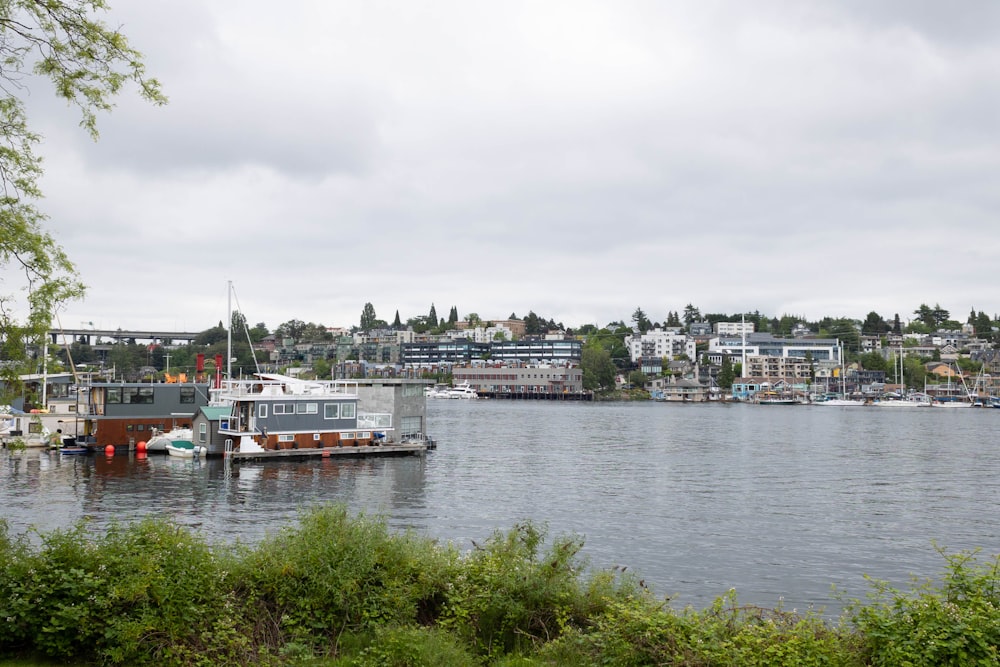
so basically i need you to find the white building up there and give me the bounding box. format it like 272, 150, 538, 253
714, 321, 756, 336
445, 325, 513, 343
627, 328, 697, 363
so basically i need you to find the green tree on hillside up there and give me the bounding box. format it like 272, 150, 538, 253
581, 340, 615, 391
717, 355, 735, 389
631, 307, 651, 333
0, 1, 164, 395
861, 311, 889, 336
360, 303, 377, 331
682, 303, 701, 325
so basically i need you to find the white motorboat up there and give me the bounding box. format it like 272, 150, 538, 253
165, 440, 206, 458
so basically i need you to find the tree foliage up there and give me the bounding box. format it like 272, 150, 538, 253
631, 307, 651, 333
360, 302, 377, 331
581, 339, 615, 391
0, 0, 164, 392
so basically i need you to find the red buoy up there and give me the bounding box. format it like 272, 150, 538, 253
136, 441, 147, 453
104, 444, 115, 456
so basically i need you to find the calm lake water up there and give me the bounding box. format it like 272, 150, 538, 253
3, 400, 1000, 614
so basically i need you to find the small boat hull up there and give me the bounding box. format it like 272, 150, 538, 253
165, 440, 206, 458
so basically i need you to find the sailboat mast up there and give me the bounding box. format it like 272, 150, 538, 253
226, 280, 232, 384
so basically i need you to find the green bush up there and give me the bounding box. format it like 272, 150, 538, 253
336, 625, 477, 667
537, 591, 862, 666
233, 505, 458, 650
4, 509, 1000, 666
437, 521, 637, 660
849, 547, 1000, 666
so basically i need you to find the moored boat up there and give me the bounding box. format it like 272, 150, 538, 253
146, 426, 195, 452
446, 382, 479, 399
165, 440, 206, 458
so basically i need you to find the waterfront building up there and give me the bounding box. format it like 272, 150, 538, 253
451, 363, 584, 398
744, 355, 815, 382
648, 376, 712, 402
489, 337, 581, 364
400, 339, 490, 366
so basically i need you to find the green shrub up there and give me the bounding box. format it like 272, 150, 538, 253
849, 547, 1000, 666
233, 505, 459, 651
537, 590, 862, 666
339, 625, 477, 667
0, 517, 246, 665
438, 521, 638, 660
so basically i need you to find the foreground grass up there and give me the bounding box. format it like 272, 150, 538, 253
1, 507, 998, 666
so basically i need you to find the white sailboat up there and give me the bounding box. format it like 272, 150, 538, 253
817, 342, 865, 406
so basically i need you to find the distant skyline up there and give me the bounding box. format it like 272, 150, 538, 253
12, 1, 1000, 333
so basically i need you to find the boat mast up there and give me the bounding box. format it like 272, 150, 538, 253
226, 280, 232, 384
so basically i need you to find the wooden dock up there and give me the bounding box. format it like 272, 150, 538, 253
226, 442, 430, 461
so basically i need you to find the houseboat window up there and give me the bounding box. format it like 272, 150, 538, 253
342, 432, 356, 439
400, 416, 422, 438
278, 434, 294, 442
324, 404, 339, 419
106, 387, 122, 403
126, 424, 133, 431
180, 387, 196, 404
274, 403, 293, 415
358, 431, 371, 439
403, 384, 423, 397
122, 388, 137, 403
258, 404, 268, 419
199, 423, 207, 443
340, 403, 356, 419
295, 402, 318, 414
312, 433, 321, 441
138, 387, 154, 404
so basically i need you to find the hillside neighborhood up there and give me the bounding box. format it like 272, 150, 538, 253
39, 305, 1000, 404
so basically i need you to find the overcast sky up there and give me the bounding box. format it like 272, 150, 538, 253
17, 0, 1000, 333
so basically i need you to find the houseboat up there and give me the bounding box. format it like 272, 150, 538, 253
80, 381, 211, 451
216, 374, 430, 460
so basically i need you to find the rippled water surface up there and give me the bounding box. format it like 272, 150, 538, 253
3, 400, 999, 612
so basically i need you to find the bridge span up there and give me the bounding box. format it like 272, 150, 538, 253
50, 328, 204, 346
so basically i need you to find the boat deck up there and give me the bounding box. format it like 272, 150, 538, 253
227, 442, 430, 461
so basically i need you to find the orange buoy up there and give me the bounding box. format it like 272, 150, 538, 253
104, 444, 115, 456
136, 441, 147, 453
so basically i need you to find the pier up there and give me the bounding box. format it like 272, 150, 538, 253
226, 442, 430, 461
475, 391, 593, 401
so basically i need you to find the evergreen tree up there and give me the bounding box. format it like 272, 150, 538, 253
718, 355, 735, 389
428, 303, 437, 326
392, 310, 401, 328
360, 303, 377, 331
449, 306, 458, 323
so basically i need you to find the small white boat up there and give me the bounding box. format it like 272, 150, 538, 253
146, 427, 194, 452
165, 440, 206, 458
